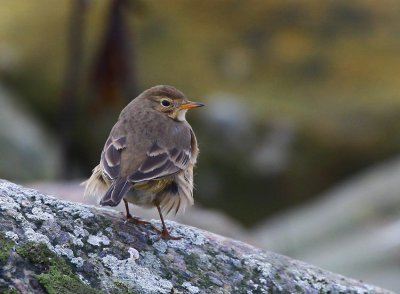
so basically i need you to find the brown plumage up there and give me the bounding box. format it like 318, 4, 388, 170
83, 85, 203, 239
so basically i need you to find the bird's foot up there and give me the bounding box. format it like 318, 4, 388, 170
153, 226, 182, 241
123, 213, 152, 226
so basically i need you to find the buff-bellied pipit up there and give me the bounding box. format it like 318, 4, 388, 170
83, 85, 203, 239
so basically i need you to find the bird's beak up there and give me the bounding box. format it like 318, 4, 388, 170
179, 101, 205, 109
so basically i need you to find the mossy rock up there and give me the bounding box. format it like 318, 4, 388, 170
0, 180, 393, 293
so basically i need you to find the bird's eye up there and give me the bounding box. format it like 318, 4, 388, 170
161, 99, 171, 107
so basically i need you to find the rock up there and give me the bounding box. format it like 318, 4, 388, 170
252, 156, 400, 292
0, 85, 61, 181
0, 180, 392, 293
28, 181, 252, 242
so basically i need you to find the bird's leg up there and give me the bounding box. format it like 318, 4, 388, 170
154, 205, 181, 240
123, 199, 151, 225
123, 199, 133, 219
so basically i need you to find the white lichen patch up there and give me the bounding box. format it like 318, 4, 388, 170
290, 265, 377, 293
256, 263, 272, 279
26, 206, 54, 221
71, 257, 85, 268
240, 253, 273, 292
153, 240, 168, 254
73, 226, 89, 238
216, 254, 230, 262
0, 193, 21, 211
54, 245, 74, 260
78, 273, 90, 285
128, 247, 139, 261
158, 221, 206, 251
5, 231, 19, 241
182, 281, 200, 293
138, 251, 163, 273
42, 197, 60, 206
34, 199, 43, 206
231, 257, 242, 268
14, 213, 36, 230
197, 252, 211, 268
101, 254, 173, 294
87, 232, 110, 246
60, 204, 94, 219
19, 198, 32, 208
24, 228, 53, 250
71, 236, 84, 247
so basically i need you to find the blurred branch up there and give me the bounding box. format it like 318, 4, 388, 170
58, 0, 88, 178
90, 0, 138, 111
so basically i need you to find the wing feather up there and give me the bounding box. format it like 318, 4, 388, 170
100, 178, 130, 207
129, 142, 191, 182
101, 128, 192, 186
101, 136, 127, 180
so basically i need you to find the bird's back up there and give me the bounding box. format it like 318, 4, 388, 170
110, 103, 193, 180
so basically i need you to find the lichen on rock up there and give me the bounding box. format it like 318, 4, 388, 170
0, 231, 14, 264
0, 180, 394, 293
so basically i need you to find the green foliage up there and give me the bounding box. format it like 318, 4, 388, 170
3, 288, 20, 294
16, 242, 103, 294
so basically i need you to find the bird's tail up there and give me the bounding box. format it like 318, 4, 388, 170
81, 164, 108, 199
100, 178, 131, 207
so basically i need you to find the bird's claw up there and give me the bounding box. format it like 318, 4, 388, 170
153, 226, 182, 241
123, 214, 152, 226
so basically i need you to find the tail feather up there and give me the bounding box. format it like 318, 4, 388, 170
82, 164, 108, 199
100, 178, 130, 207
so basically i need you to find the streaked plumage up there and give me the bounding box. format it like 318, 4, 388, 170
83, 85, 203, 239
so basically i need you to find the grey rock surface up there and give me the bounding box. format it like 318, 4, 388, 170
252, 156, 400, 292
28, 180, 252, 243
0, 180, 393, 294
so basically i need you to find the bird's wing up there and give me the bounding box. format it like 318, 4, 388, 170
99, 135, 129, 207
128, 141, 191, 182
101, 136, 127, 180
100, 130, 192, 183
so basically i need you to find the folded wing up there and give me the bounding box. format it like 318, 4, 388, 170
99, 136, 191, 207
129, 142, 191, 182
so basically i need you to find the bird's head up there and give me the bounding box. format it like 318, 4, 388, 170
141, 85, 204, 121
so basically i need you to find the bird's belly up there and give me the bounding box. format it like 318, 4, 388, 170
124, 189, 156, 208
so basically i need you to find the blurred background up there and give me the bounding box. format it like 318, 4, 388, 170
0, 0, 400, 291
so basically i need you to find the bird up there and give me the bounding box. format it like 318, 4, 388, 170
82, 85, 204, 239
